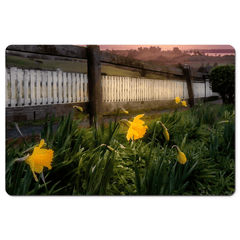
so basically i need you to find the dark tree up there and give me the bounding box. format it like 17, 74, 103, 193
149, 46, 157, 53
209, 65, 235, 104
172, 47, 182, 54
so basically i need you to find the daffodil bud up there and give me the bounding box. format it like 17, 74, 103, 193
120, 108, 129, 114
178, 150, 187, 164
73, 106, 83, 112
172, 145, 187, 164
181, 101, 187, 107
160, 121, 169, 141
163, 128, 170, 141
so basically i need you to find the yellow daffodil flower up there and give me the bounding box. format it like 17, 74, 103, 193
15, 139, 54, 181
181, 101, 187, 107
175, 97, 181, 104
126, 114, 148, 141
172, 145, 187, 164
160, 121, 169, 141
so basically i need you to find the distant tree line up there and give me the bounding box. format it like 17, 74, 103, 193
126, 46, 209, 58
106, 47, 234, 58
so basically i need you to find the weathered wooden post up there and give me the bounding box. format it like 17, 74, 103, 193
183, 65, 195, 107
203, 74, 208, 103
87, 45, 102, 127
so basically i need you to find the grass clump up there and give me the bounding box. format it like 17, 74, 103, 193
6, 103, 235, 195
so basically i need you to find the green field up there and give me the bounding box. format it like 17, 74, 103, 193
6, 55, 165, 79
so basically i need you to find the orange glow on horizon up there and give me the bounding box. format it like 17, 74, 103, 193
99, 45, 235, 52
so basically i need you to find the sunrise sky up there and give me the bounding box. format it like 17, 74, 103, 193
99, 45, 234, 51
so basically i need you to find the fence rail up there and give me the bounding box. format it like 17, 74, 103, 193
6, 67, 212, 108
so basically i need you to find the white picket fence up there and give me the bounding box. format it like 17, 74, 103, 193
5, 67, 213, 108
103, 76, 187, 102
101, 76, 212, 102
5, 67, 88, 107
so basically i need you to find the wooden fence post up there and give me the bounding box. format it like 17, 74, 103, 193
204, 78, 207, 103
87, 45, 102, 127
183, 65, 195, 107
203, 74, 208, 103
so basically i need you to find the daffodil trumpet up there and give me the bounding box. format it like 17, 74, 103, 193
125, 114, 148, 141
